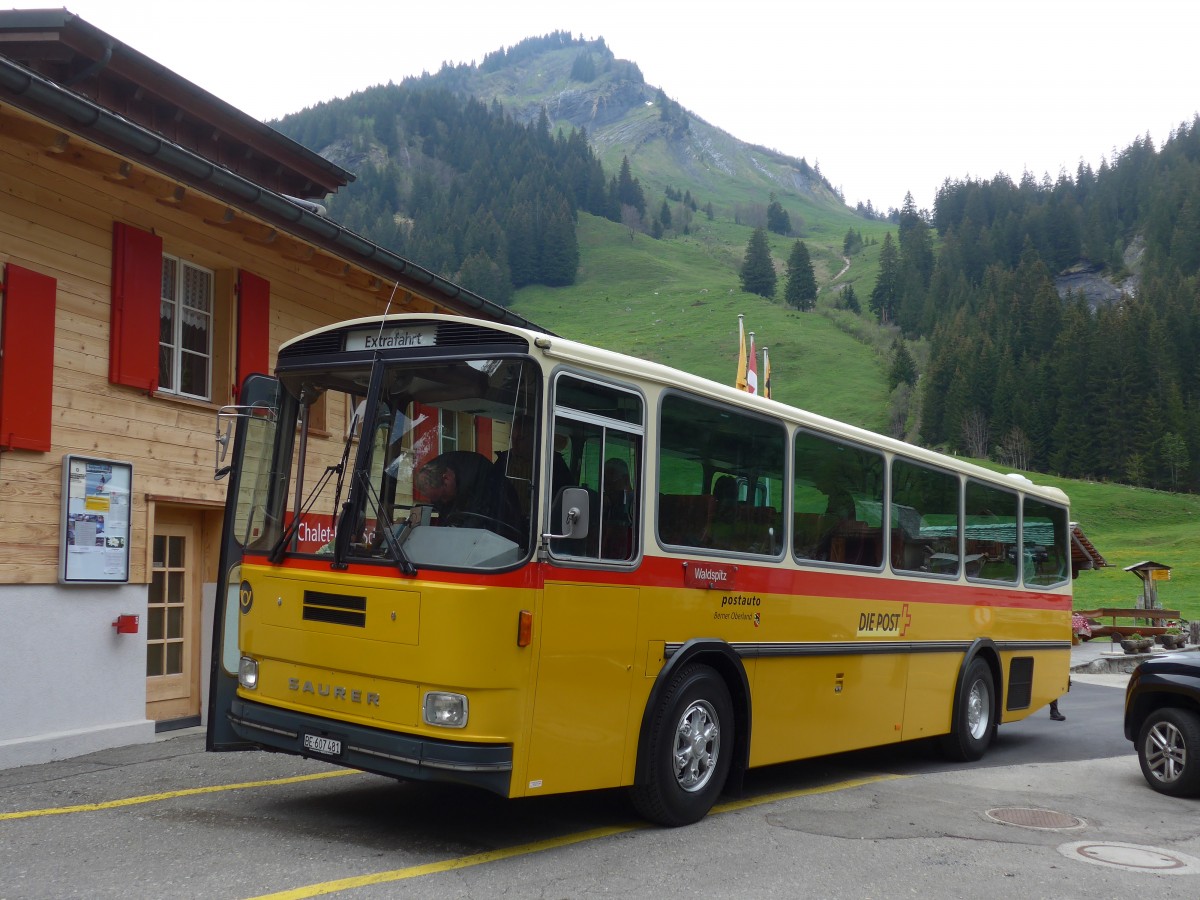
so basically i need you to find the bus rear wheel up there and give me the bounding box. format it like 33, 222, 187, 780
940, 657, 995, 762
631, 664, 734, 827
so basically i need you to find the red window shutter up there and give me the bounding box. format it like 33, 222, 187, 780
236, 270, 270, 398
109, 222, 163, 391
0, 264, 57, 451
411, 402, 439, 501
476, 417, 493, 460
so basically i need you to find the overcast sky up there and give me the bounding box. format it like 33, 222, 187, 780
47, 0, 1200, 213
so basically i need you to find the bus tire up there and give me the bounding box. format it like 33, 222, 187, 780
940, 657, 995, 762
631, 664, 734, 827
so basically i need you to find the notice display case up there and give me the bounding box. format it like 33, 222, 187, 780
59, 454, 133, 584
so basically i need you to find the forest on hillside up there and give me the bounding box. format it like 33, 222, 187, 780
275, 32, 1200, 495
872, 121, 1200, 493
272, 33, 689, 306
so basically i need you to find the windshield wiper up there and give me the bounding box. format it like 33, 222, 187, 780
271, 458, 348, 564
268, 461, 342, 563
357, 470, 417, 576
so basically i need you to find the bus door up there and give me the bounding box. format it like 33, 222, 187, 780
206, 374, 283, 751
528, 374, 645, 794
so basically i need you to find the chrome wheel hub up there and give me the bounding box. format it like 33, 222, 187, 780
673, 699, 721, 792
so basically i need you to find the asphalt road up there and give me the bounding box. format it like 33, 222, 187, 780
3, 676, 1199, 899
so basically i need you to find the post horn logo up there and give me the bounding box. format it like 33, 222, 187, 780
239, 580, 254, 615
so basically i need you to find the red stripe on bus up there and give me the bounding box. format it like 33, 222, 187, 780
247, 551, 1065, 610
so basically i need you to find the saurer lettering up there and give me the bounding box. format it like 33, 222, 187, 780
288, 678, 380, 706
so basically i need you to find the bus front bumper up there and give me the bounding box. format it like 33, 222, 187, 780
228, 697, 514, 796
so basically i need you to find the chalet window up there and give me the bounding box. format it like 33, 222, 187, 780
159, 255, 213, 400
440, 409, 459, 453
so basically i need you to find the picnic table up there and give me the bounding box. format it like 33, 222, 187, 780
1075, 607, 1181, 639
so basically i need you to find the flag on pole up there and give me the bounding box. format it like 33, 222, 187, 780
747, 332, 758, 395
763, 347, 772, 400
735, 314, 748, 391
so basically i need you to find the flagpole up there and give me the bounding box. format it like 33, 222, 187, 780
735, 314, 748, 391
747, 331, 758, 395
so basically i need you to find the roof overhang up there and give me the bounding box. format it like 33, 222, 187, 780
0, 51, 546, 332
1071, 523, 1108, 573
0, 8, 350, 200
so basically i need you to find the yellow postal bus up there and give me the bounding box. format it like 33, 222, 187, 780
208, 313, 1072, 825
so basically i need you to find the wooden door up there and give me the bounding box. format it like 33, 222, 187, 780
146, 513, 201, 721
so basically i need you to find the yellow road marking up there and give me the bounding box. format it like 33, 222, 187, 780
711, 772, 905, 815
247, 824, 645, 900
0, 769, 357, 821
246, 773, 906, 900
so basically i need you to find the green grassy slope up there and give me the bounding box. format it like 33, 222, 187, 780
516, 213, 893, 431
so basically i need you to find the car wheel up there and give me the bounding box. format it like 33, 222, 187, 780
1137, 707, 1200, 797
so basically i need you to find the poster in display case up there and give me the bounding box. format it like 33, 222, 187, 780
59, 455, 133, 584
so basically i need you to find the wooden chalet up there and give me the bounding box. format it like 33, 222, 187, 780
0, 9, 542, 766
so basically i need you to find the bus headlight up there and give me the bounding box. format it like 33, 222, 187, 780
238, 656, 259, 690
423, 691, 468, 728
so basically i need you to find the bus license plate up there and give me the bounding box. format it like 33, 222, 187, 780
303, 734, 342, 756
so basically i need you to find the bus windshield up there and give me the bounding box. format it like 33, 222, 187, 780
268, 355, 539, 572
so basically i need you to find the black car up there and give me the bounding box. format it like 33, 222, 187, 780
1125, 650, 1200, 797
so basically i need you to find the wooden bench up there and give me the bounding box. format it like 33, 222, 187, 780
1076, 607, 1181, 638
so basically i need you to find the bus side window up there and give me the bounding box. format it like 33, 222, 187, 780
793, 429, 884, 567
601, 453, 637, 560
1023, 497, 1069, 587
550, 375, 643, 564
891, 460, 961, 576
964, 480, 1018, 583
658, 394, 785, 557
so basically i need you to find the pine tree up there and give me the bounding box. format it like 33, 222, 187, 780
616, 156, 646, 216
505, 203, 537, 287
659, 198, 672, 229
766, 192, 791, 235
739, 227, 776, 298
869, 232, 901, 324
888, 340, 918, 389
783, 241, 817, 310
456, 250, 513, 306
538, 196, 579, 286
569, 51, 596, 82
841, 282, 861, 314
896, 193, 935, 333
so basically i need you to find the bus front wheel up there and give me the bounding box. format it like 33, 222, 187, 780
940, 657, 995, 761
631, 664, 734, 827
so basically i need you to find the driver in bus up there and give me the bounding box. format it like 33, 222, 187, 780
414, 451, 526, 543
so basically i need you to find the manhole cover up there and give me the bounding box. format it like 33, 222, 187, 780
1058, 841, 1200, 874
985, 807, 1084, 830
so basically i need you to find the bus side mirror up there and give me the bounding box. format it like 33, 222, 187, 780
544, 487, 590, 541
